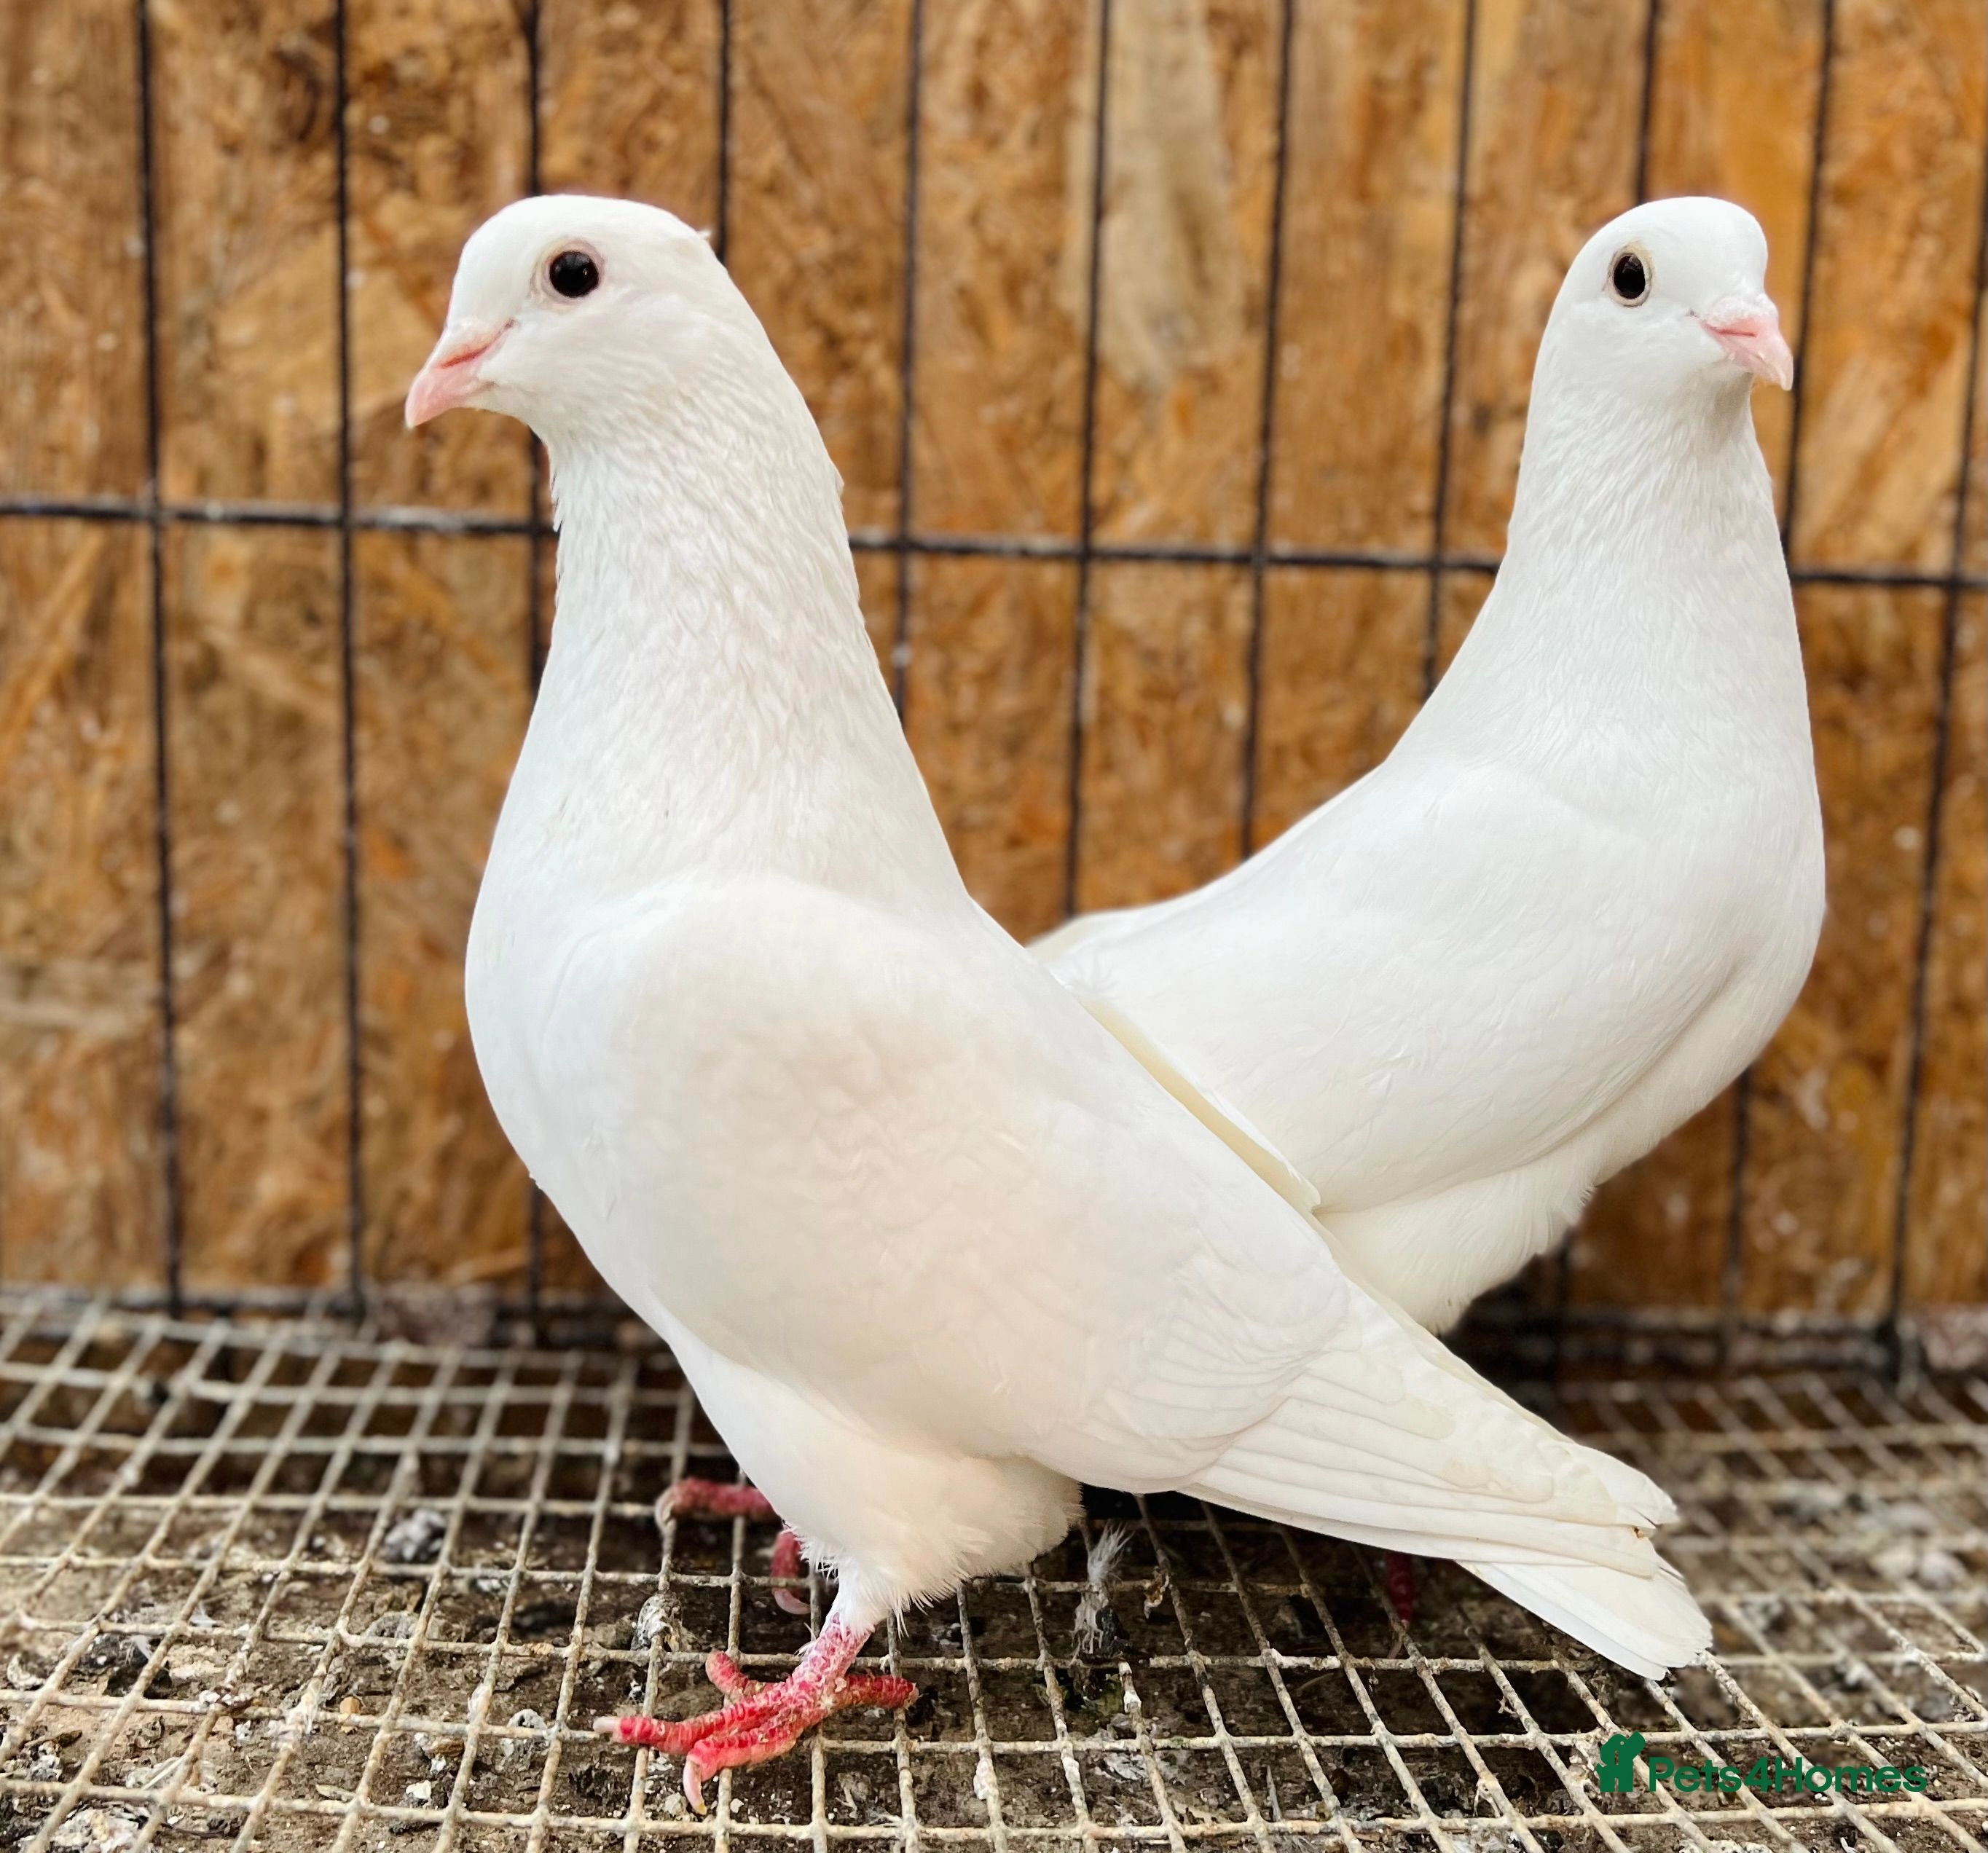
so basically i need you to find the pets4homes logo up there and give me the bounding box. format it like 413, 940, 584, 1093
1595, 1733, 1929, 1796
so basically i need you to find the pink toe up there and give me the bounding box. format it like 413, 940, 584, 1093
599, 1712, 672, 1750
705, 1650, 760, 1698
684, 1715, 809, 1790
838, 1673, 918, 1712
771, 1528, 809, 1613
659, 1477, 782, 1524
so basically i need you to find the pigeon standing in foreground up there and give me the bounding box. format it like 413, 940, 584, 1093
1040, 197, 1824, 1336
407, 196, 1710, 1807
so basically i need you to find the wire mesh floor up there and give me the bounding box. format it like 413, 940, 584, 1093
0, 1295, 1981, 1853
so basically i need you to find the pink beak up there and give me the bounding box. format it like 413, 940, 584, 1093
404, 322, 509, 428
1700, 295, 1794, 390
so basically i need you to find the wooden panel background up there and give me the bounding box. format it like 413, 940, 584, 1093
1, 0, 1983, 1334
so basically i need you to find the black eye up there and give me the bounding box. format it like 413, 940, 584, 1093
1609, 248, 1650, 304
548, 250, 600, 299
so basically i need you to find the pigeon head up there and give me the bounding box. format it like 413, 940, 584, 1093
404, 194, 747, 442
1541, 196, 1793, 401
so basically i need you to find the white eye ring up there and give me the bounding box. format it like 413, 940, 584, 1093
1608, 245, 1652, 306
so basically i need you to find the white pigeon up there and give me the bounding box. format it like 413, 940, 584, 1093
406, 195, 1710, 1807
1040, 197, 1824, 1336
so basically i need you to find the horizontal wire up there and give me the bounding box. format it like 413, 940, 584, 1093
2, 492, 1978, 590
0, 1278, 1928, 1341
0, 492, 541, 535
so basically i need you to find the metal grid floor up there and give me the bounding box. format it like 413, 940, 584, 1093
0, 1294, 1981, 1853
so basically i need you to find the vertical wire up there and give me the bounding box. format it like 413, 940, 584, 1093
1632, 0, 1663, 205
1235, 0, 1297, 860
1713, 1072, 1755, 1364
333, 0, 365, 1319
1774, 0, 1836, 538
889, 0, 926, 720
524, 1, 547, 1336
1421, 0, 1480, 698
1882, 90, 1988, 1366
1061, 0, 1115, 921
1721, 0, 1836, 1363
712, 0, 734, 266
133, 0, 185, 1315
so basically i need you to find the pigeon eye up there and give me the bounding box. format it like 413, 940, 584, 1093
1608, 247, 1651, 306
548, 250, 600, 299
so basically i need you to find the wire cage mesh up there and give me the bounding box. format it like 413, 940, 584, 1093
0, 1295, 1981, 1853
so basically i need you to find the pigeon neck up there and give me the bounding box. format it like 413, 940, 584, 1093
520, 369, 962, 907
1442, 369, 1804, 734
1503, 363, 1768, 569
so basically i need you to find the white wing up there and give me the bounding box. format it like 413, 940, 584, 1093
535, 876, 1340, 1484
533, 877, 1706, 1672
1046, 750, 1751, 1210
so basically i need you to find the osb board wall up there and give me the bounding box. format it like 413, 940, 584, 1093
1, 0, 1984, 1324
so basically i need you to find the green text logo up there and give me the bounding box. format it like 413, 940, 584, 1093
1595, 1735, 1929, 1797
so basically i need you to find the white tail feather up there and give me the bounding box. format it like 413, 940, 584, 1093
1465, 1555, 1710, 1679
1181, 1291, 1710, 1677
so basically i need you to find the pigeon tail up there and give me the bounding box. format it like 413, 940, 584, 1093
1187, 1449, 1708, 1678
1178, 1289, 1708, 1677
1464, 1554, 1710, 1680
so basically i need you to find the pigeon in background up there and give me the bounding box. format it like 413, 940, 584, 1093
407, 196, 1710, 1804
1040, 197, 1823, 1337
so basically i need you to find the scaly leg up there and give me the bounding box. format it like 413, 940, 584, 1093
597, 1604, 916, 1809
656, 1478, 809, 1616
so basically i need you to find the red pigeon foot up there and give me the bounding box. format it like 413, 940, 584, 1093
597, 1616, 916, 1809
1384, 1549, 1418, 1628
656, 1479, 810, 1615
